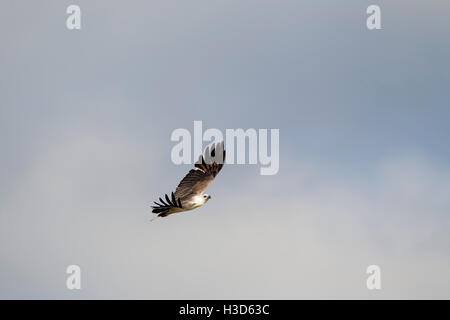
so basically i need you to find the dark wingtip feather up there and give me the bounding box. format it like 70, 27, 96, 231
171, 192, 177, 205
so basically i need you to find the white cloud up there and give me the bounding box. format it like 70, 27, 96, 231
1, 136, 449, 299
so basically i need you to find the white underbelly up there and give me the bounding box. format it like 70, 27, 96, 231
183, 201, 203, 210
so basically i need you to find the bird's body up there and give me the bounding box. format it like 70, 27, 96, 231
161, 194, 209, 216
151, 142, 225, 220
183, 194, 211, 210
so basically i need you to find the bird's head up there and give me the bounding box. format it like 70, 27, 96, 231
203, 194, 211, 202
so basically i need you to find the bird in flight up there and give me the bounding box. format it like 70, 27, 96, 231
151, 142, 226, 221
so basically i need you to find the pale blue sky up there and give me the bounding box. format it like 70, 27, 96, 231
1, 0, 449, 298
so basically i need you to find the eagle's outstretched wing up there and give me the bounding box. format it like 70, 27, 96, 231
174, 142, 226, 199
151, 191, 183, 216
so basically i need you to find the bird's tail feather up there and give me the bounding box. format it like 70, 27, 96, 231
150, 215, 161, 222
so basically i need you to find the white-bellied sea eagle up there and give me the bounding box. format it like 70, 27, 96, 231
151, 142, 225, 221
